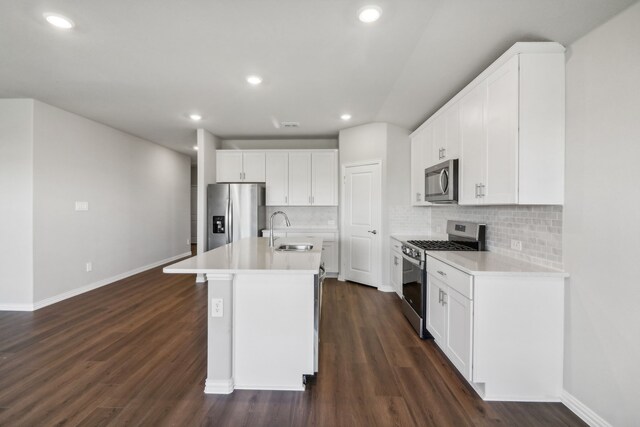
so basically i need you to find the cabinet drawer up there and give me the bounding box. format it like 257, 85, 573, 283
427, 256, 473, 299
390, 238, 402, 252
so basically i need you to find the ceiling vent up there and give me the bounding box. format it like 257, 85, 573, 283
280, 121, 300, 128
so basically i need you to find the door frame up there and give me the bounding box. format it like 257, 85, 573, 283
339, 160, 383, 289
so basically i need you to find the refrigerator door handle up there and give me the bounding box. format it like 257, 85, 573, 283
229, 197, 234, 243
226, 198, 231, 244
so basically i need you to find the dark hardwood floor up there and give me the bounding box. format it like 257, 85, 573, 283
0, 260, 584, 426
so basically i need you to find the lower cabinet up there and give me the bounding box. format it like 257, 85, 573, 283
426, 273, 472, 381
425, 254, 565, 401
390, 239, 403, 297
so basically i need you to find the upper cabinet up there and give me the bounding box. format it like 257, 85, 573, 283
216, 151, 266, 183
411, 42, 565, 206
265, 152, 289, 205
287, 151, 338, 206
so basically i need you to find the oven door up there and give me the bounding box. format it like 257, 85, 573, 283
401, 254, 424, 318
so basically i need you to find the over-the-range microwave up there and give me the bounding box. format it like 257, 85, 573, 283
424, 159, 458, 203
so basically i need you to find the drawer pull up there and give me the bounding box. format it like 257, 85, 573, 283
437, 270, 447, 277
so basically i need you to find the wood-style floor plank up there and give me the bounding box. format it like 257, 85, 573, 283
0, 259, 585, 426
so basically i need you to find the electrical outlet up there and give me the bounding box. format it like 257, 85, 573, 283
75, 201, 89, 211
86, 262, 92, 272
211, 298, 223, 317
511, 239, 522, 251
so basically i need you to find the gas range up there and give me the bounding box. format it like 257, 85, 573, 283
401, 222, 486, 264
399, 220, 486, 339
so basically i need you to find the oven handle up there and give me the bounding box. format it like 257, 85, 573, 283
401, 252, 423, 268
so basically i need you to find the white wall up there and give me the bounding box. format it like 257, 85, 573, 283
197, 129, 221, 256
338, 122, 411, 290
30, 100, 190, 303
563, 3, 640, 425
0, 99, 34, 309
221, 139, 337, 150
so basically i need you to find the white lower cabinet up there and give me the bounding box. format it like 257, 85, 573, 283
389, 238, 403, 297
427, 272, 472, 382
425, 254, 565, 401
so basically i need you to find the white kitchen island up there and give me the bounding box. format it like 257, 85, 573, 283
164, 236, 323, 394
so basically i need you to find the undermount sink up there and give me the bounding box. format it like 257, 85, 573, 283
276, 244, 313, 252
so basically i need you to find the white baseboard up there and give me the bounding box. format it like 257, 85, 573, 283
234, 383, 305, 391
0, 303, 35, 311
22, 251, 192, 312
377, 285, 396, 293
561, 389, 612, 427
204, 379, 235, 394
195, 274, 207, 283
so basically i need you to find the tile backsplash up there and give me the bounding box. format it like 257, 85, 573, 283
266, 206, 338, 228
430, 205, 563, 270
388, 205, 431, 235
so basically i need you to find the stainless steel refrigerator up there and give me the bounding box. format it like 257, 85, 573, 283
207, 183, 266, 251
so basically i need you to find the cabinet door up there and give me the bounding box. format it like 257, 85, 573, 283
411, 134, 424, 206
459, 81, 487, 205
445, 288, 473, 381
322, 241, 339, 273
484, 56, 519, 204
216, 151, 243, 183
265, 152, 289, 206
432, 115, 446, 164
421, 124, 436, 170
426, 275, 447, 345
242, 152, 266, 182
288, 152, 312, 205
444, 103, 461, 160
311, 151, 337, 206
390, 250, 402, 296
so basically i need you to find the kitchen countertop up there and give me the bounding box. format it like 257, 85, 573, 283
390, 233, 447, 242
427, 251, 569, 278
163, 236, 323, 275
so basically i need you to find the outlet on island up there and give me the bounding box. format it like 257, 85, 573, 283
511, 239, 522, 251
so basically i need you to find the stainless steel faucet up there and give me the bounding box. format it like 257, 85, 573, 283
269, 211, 291, 247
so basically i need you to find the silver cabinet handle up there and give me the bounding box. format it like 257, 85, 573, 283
479, 183, 485, 198
367, 230, 377, 234
438, 289, 442, 304
285, 195, 288, 204
475, 183, 480, 198
416, 192, 421, 202
437, 270, 446, 277
394, 256, 398, 266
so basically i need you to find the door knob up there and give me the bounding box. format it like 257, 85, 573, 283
368, 230, 377, 234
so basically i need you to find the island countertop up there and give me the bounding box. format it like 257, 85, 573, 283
163, 236, 323, 275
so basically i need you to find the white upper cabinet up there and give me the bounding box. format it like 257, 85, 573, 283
216, 151, 244, 183
242, 152, 267, 182
216, 151, 265, 183
411, 42, 565, 206
288, 152, 313, 206
311, 151, 338, 206
219, 149, 338, 206
265, 152, 289, 205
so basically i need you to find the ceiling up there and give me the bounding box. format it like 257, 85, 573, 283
0, 0, 636, 160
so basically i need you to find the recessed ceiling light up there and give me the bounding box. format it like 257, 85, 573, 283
358, 6, 382, 23
341, 114, 352, 121
189, 113, 202, 121
193, 146, 199, 151
246, 75, 263, 85
43, 13, 75, 29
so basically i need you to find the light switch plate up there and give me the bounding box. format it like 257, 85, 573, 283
75, 201, 89, 211
511, 239, 523, 251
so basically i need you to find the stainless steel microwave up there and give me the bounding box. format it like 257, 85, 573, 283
424, 159, 458, 203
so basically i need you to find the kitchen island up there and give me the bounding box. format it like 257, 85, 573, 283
164, 236, 324, 394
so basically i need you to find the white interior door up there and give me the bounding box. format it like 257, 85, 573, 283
343, 162, 381, 288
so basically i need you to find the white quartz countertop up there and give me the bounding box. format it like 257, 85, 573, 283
390, 233, 447, 242
427, 251, 569, 278
163, 237, 323, 275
